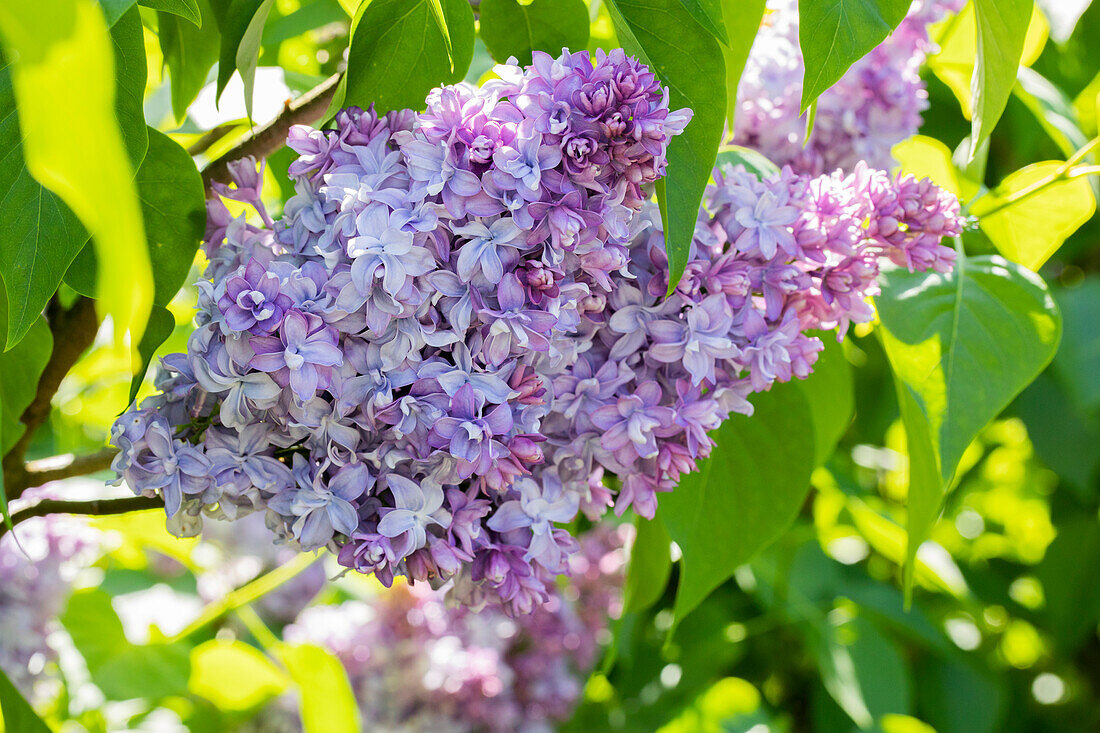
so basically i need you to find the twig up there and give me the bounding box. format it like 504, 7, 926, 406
0, 495, 164, 539
201, 73, 342, 189
2, 297, 100, 498
20, 447, 117, 487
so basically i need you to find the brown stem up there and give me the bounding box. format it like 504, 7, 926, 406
20, 447, 117, 488
2, 296, 100, 498
0, 495, 163, 539
201, 73, 342, 190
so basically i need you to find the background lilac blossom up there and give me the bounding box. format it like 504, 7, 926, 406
734, 0, 965, 173
111, 48, 964, 616
277, 524, 629, 733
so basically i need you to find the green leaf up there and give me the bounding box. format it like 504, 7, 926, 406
659, 381, 816, 626
262, 0, 343, 45
0, 60, 87, 349
718, 0, 764, 129
1050, 280, 1100, 412
98, 0, 137, 26
0, 666, 51, 733
109, 5, 150, 168
141, 0, 201, 26
623, 514, 672, 614
1035, 515, 1100, 651
675, 0, 727, 45
797, 337, 854, 467
969, 0, 1034, 156
160, 0, 222, 121
189, 639, 289, 711
974, 161, 1096, 271
217, 0, 275, 117
797, 0, 910, 112
605, 0, 726, 291
342, 0, 474, 113
1012, 373, 1100, 498
810, 616, 911, 727
0, 314, 52, 455
915, 657, 1005, 733
875, 255, 1061, 575
1014, 66, 1090, 158
891, 135, 965, 199
477, 0, 590, 67
715, 145, 779, 180
130, 305, 176, 402
62, 589, 192, 701
0, 6, 144, 349
275, 643, 360, 732
0, 0, 154, 359
138, 129, 206, 306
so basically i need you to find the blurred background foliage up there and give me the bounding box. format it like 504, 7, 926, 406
0, 0, 1098, 731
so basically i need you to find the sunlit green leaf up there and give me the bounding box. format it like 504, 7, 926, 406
276, 643, 360, 733
892, 135, 964, 198
341, 0, 474, 113
715, 145, 780, 180
62, 589, 192, 701
0, 0, 153, 364
969, 0, 1035, 156
974, 161, 1096, 271
606, 0, 725, 291
190, 639, 290, 711
623, 514, 672, 614
797, 0, 909, 112
718, 0, 764, 129
876, 255, 1061, 577
675, 0, 727, 45
1014, 66, 1090, 158
478, 0, 590, 66
659, 381, 815, 627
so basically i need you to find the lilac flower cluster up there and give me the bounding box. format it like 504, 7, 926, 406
112, 49, 690, 615
280, 524, 629, 732
0, 487, 101, 701
111, 46, 964, 616
734, 0, 964, 173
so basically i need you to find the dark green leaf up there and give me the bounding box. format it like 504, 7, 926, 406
623, 514, 672, 614
969, 0, 1034, 156
110, 6, 150, 168
796, 336, 854, 467
1050, 279, 1100, 412
0, 313, 52, 455
797, 0, 910, 112
218, 0, 275, 115
342, 0, 474, 113
141, 0, 201, 26
161, 0, 222, 121
876, 255, 1061, 574
675, 0, 727, 45
1035, 515, 1100, 651
915, 656, 1006, 733
659, 381, 815, 626
138, 129, 206, 307
1012, 373, 1100, 499
0, 666, 51, 733
62, 589, 192, 702
718, 0, 765, 128
130, 305, 176, 401
605, 0, 726, 291
477, 0, 590, 67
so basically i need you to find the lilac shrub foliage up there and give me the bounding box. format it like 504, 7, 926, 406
281, 525, 628, 732
735, 0, 964, 173
111, 49, 965, 615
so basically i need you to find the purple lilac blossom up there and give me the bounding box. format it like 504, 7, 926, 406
278, 524, 629, 733
734, 0, 965, 173
110, 47, 963, 616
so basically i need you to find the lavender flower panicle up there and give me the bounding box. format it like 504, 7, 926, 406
110, 47, 963, 616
